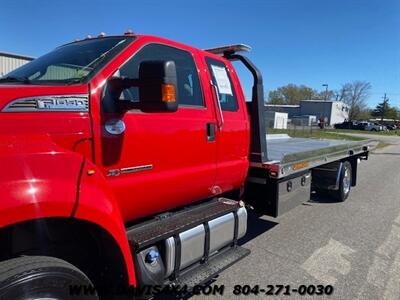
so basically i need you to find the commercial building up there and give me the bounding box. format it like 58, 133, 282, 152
265, 100, 349, 126
0, 52, 34, 77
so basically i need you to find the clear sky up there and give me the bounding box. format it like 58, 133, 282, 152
1, 0, 399, 108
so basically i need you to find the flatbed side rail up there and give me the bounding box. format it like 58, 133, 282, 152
249, 139, 378, 179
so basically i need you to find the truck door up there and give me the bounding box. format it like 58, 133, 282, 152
204, 56, 249, 193
98, 42, 217, 221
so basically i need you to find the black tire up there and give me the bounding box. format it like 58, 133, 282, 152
333, 161, 352, 202
0, 256, 98, 299
371, 128, 377, 132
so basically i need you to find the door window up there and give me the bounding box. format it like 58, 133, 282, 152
205, 57, 238, 112
117, 43, 204, 107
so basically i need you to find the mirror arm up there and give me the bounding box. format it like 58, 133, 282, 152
109, 77, 141, 90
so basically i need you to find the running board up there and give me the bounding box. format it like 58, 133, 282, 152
173, 246, 250, 289
126, 198, 242, 250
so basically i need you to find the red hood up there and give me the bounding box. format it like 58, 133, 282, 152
0, 83, 89, 110
0, 83, 92, 157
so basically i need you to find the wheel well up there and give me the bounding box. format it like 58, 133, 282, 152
0, 218, 129, 293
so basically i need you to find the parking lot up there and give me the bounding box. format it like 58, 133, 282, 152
196, 135, 400, 299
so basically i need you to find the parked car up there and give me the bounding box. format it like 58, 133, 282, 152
387, 124, 397, 130
334, 121, 359, 130
359, 122, 384, 131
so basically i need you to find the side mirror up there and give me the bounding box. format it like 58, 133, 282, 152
138, 60, 178, 112
106, 60, 178, 113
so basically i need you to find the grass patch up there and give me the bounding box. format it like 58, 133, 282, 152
267, 128, 366, 141
376, 142, 391, 149
327, 128, 400, 136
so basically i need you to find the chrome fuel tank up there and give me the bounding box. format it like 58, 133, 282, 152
163, 206, 247, 277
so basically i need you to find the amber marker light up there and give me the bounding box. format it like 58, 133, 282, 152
292, 161, 310, 171
161, 84, 176, 103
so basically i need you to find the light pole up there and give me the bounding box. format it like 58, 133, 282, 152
322, 84, 329, 127
322, 84, 328, 101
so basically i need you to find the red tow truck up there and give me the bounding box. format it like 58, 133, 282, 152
0, 33, 373, 299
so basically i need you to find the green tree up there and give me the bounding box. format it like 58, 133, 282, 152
372, 98, 389, 120
314, 90, 336, 101
336, 81, 371, 120
267, 84, 318, 105
372, 99, 400, 120
356, 109, 372, 121
386, 107, 400, 120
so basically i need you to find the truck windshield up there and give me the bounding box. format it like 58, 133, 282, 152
1, 37, 134, 85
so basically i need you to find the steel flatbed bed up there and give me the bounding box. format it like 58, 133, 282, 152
249, 134, 376, 179
213, 45, 376, 217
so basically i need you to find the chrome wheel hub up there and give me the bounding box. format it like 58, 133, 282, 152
343, 167, 351, 194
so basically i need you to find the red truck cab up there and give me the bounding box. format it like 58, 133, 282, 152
0, 34, 251, 298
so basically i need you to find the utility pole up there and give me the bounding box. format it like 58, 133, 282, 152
381, 93, 389, 122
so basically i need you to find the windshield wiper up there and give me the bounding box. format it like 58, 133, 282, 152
65, 41, 127, 86
66, 77, 85, 85
0, 76, 31, 84
78, 40, 127, 75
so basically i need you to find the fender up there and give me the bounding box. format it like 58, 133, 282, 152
0, 134, 84, 227
74, 159, 136, 286
0, 134, 136, 286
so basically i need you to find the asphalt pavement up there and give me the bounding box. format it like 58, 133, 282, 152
195, 135, 400, 300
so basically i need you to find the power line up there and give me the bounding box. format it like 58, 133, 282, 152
370, 92, 400, 96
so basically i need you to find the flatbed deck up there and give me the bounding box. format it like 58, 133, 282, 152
249, 134, 377, 179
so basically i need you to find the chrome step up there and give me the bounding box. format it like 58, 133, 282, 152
126, 198, 242, 250
173, 246, 250, 289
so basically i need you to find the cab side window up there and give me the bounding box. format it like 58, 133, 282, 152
118, 44, 204, 107
205, 57, 238, 111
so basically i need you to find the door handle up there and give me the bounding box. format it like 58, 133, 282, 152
206, 123, 216, 142
210, 80, 224, 129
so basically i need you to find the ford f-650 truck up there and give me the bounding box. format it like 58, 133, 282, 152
0, 33, 373, 299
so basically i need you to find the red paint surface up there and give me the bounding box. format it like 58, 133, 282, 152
0, 35, 250, 286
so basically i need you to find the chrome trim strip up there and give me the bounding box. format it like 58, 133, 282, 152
120, 164, 153, 174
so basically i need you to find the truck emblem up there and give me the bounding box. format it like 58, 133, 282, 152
3, 95, 89, 112
36, 98, 87, 110
105, 119, 126, 135
107, 169, 121, 177
107, 165, 153, 176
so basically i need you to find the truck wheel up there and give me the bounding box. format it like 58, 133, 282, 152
0, 256, 98, 299
334, 161, 352, 202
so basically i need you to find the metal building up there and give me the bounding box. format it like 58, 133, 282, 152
299, 100, 349, 125
265, 100, 349, 126
0, 52, 34, 77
